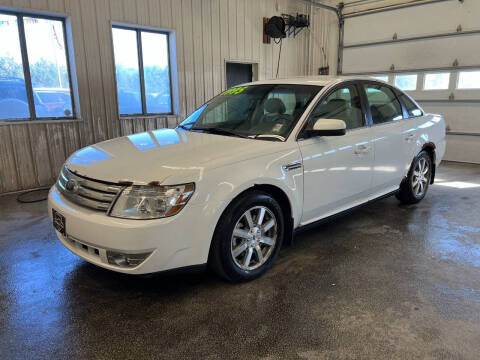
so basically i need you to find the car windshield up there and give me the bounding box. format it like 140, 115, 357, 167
178, 84, 322, 140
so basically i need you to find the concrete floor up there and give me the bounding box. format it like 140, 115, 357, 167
0, 161, 479, 359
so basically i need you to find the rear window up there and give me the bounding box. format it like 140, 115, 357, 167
398, 92, 423, 117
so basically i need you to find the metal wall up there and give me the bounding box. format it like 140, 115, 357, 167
0, 0, 333, 194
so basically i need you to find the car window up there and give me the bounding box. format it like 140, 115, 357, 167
266, 91, 296, 114
307, 86, 364, 130
179, 84, 321, 139
398, 92, 423, 117
363, 84, 403, 124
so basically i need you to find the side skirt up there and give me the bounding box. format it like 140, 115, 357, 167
293, 190, 399, 236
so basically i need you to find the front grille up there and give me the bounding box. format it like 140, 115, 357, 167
57, 166, 124, 212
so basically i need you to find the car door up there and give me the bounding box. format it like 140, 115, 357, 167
361, 82, 407, 197
297, 82, 374, 225
396, 90, 425, 166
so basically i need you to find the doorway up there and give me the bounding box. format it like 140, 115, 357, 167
226, 62, 253, 89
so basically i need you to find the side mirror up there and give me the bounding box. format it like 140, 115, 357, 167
305, 118, 346, 137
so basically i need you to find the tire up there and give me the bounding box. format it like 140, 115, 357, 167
209, 190, 284, 283
396, 150, 433, 204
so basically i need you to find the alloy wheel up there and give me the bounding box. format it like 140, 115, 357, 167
412, 157, 430, 197
230, 206, 278, 271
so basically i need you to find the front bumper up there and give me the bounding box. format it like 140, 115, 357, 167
48, 185, 219, 274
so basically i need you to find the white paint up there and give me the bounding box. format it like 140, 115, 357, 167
48, 77, 446, 274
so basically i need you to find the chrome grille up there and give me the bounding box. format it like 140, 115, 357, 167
57, 167, 124, 211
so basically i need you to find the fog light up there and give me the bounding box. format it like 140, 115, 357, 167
106, 251, 151, 268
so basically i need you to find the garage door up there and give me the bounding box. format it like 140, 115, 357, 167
341, 0, 480, 164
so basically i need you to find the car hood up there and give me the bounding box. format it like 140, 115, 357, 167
66, 128, 283, 185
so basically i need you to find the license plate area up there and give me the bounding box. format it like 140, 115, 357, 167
52, 209, 66, 236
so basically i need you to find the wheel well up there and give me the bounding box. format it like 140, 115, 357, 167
252, 184, 294, 245
421, 143, 436, 184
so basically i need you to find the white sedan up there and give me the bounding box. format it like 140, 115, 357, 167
48, 77, 446, 282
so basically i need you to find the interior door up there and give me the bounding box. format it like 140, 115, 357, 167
361, 82, 408, 196
298, 83, 374, 225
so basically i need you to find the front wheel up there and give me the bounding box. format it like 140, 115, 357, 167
209, 191, 284, 282
396, 150, 432, 204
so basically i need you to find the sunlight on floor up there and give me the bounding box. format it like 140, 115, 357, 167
436, 181, 480, 189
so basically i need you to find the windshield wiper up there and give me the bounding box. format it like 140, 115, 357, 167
193, 127, 249, 139
177, 123, 195, 130
250, 134, 285, 142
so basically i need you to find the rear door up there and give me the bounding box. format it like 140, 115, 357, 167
361, 81, 407, 196
396, 90, 425, 163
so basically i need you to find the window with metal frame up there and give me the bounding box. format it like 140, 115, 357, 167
397, 92, 423, 117
307, 85, 364, 130
363, 84, 403, 124
424, 72, 450, 90
370, 75, 389, 83
0, 11, 75, 121
394, 74, 418, 91
457, 70, 480, 90
112, 26, 173, 116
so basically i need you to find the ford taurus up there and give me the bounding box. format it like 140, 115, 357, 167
48, 77, 446, 282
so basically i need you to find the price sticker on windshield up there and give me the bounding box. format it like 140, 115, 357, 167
220, 86, 248, 96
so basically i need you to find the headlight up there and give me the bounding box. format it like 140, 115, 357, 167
110, 183, 195, 219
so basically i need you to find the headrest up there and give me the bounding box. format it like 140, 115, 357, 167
328, 99, 347, 107
322, 98, 346, 113
264, 98, 286, 114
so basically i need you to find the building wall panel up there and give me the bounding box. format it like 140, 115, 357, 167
0, 0, 335, 193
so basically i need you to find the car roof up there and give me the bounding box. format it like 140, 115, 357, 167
242, 76, 387, 87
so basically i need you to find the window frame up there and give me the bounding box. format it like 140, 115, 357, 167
394, 73, 418, 91
394, 88, 424, 119
423, 71, 450, 91
369, 74, 389, 83
360, 80, 405, 126
456, 70, 480, 90
112, 24, 174, 117
297, 81, 368, 140
0, 9, 76, 122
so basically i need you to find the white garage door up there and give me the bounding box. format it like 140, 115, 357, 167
341, 0, 480, 164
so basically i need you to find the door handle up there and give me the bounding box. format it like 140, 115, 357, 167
354, 144, 371, 155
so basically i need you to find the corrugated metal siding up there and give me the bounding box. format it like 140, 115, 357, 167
0, 0, 334, 194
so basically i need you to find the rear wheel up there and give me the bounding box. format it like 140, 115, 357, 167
396, 150, 432, 204
209, 191, 284, 282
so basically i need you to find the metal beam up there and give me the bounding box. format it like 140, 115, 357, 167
343, 0, 453, 19
17, 16, 37, 121
296, 0, 339, 15
342, 64, 480, 76
338, 17, 344, 74
418, 99, 480, 104
344, 29, 480, 49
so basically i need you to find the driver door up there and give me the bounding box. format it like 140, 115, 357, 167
298, 83, 374, 225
